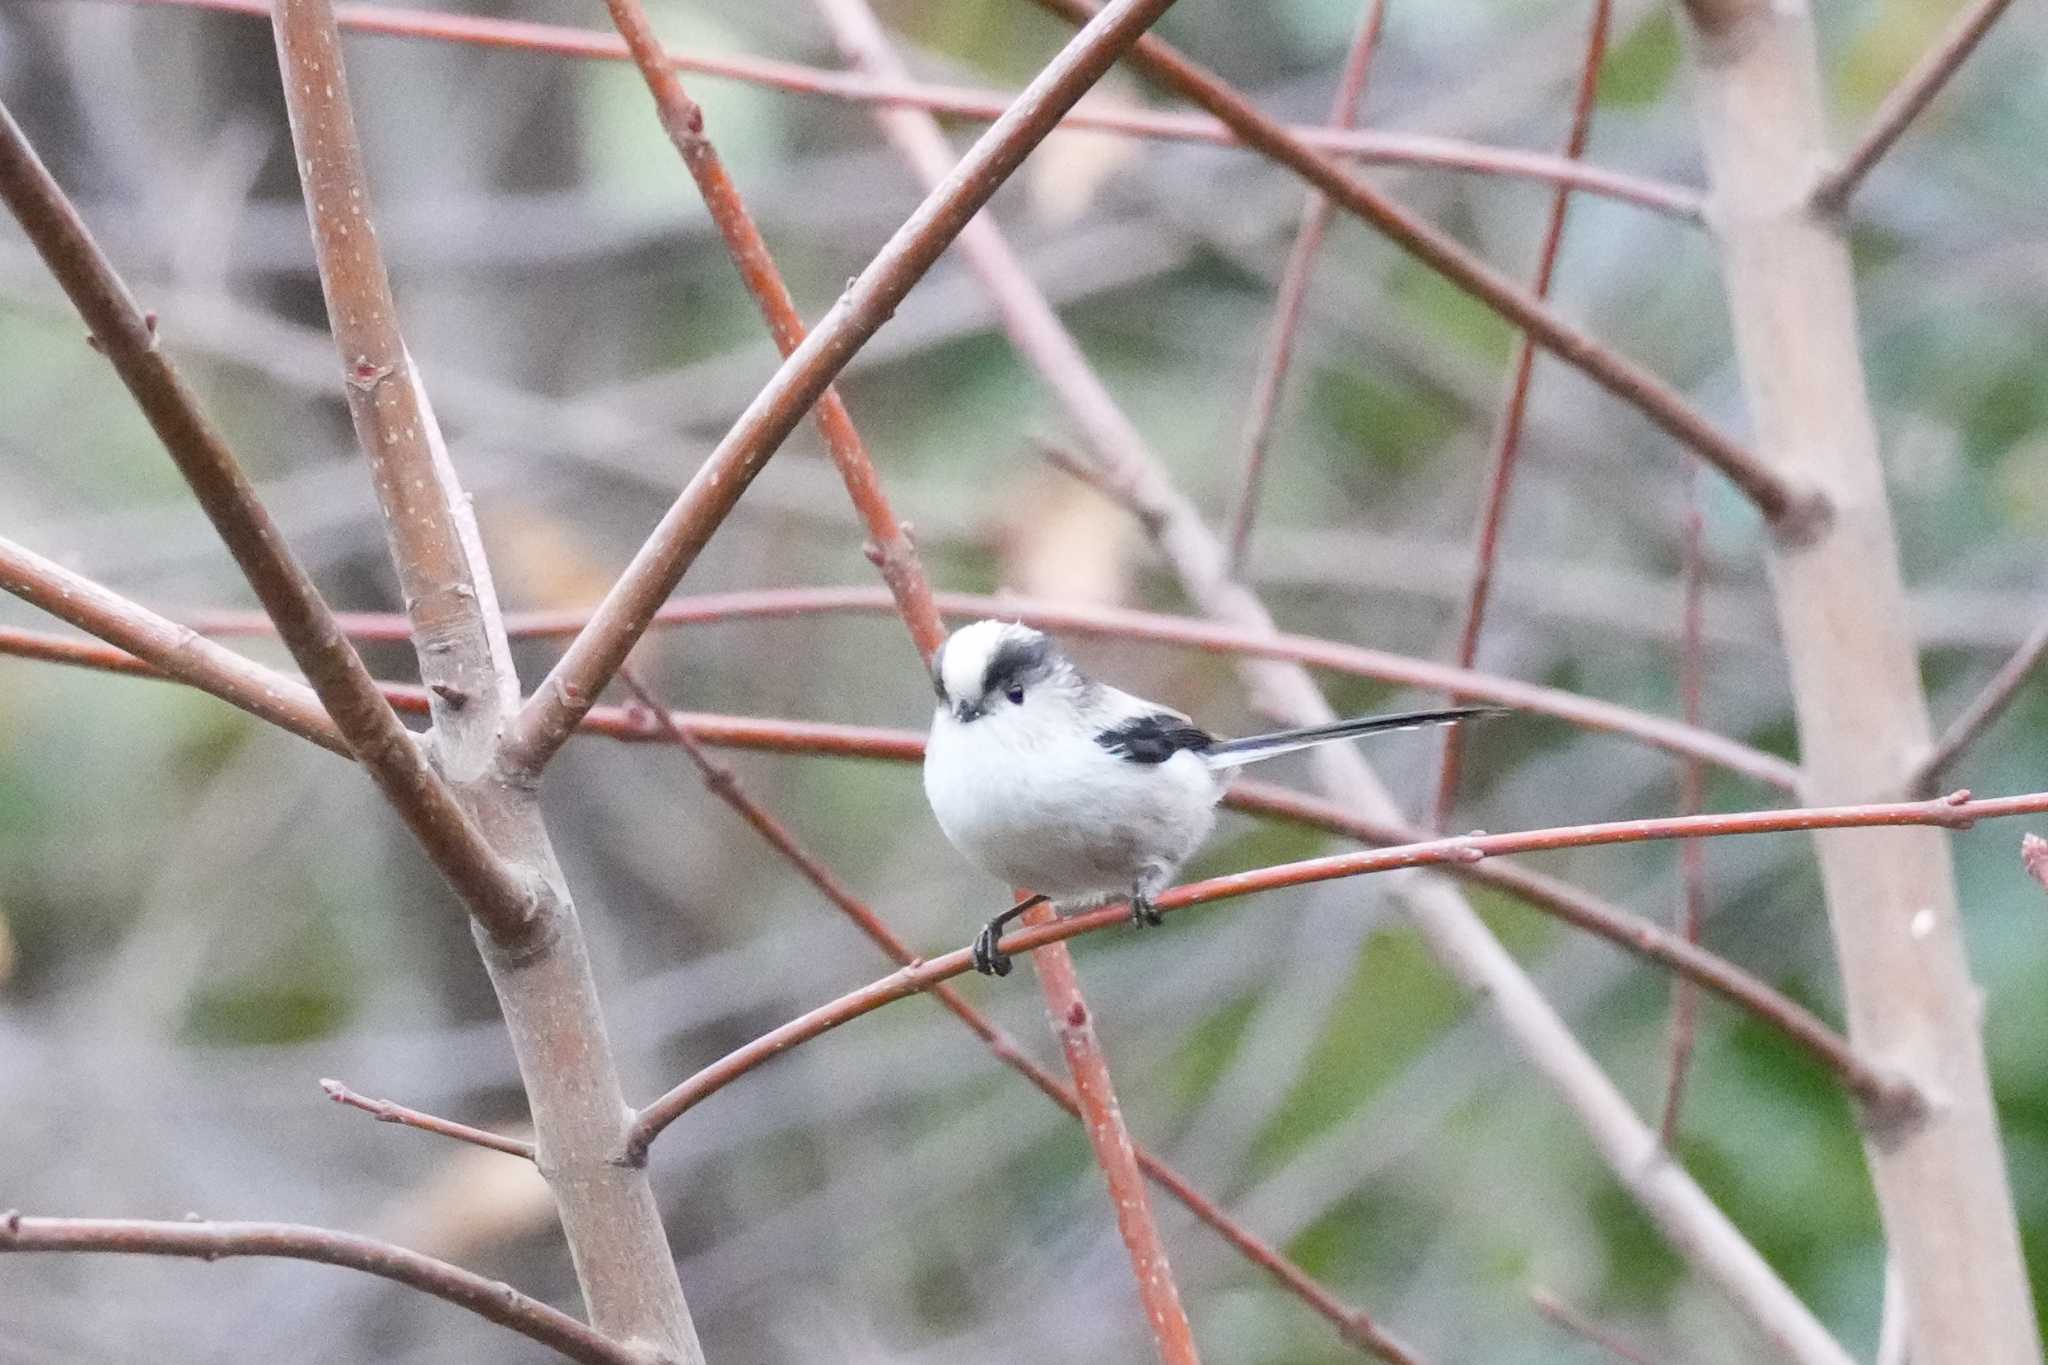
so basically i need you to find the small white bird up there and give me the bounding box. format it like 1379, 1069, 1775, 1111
922, 619, 1497, 975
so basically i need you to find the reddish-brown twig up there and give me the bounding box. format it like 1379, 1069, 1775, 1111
1043, 405, 1845, 1352
0, 622, 1916, 1112
0, 536, 345, 756
619, 665, 1418, 1361
500, 0, 1180, 775
630, 786, 2029, 1145
1222, 0, 1386, 571
1811, 0, 2023, 212
1658, 466, 1710, 1146
320, 1079, 535, 1161
805, 4, 1204, 1349
0, 1213, 648, 1365
1529, 1287, 1661, 1365
1028, 920, 1200, 1362
1226, 780, 1901, 1115
1025, 0, 1823, 536
1910, 614, 2048, 794
0, 99, 533, 939
115, 0, 1702, 220
192, 586, 1801, 790
1433, 0, 1610, 830
596, 0, 940, 665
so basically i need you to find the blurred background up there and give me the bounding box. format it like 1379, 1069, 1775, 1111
4, 0, 2048, 1359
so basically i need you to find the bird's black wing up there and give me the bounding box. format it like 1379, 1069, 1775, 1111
1095, 711, 1214, 764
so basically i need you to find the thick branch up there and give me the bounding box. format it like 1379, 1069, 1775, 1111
273, 0, 519, 765
1681, 3, 2040, 1357
0, 1214, 649, 1365
500, 0, 1183, 773
0, 97, 533, 939
129, 0, 1704, 220
267, 5, 704, 1356
1025, 0, 1824, 535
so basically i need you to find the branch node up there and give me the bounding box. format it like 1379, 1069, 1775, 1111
1764, 478, 1836, 550
345, 359, 394, 392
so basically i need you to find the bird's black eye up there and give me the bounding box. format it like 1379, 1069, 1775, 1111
1005, 685, 1025, 705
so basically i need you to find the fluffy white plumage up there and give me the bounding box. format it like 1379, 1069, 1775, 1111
923, 619, 1494, 975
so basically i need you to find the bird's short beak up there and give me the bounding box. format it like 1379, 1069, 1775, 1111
953, 700, 984, 724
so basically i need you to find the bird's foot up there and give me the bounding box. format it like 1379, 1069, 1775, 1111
1129, 894, 1164, 929
971, 919, 1012, 977
970, 893, 1047, 977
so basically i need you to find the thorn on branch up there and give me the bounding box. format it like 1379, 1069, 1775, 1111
429, 681, 470, 709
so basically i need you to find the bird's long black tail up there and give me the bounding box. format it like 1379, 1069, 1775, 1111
1200, 706, 1502, 769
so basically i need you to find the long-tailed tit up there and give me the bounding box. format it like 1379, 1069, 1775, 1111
923, 619, 1498, 976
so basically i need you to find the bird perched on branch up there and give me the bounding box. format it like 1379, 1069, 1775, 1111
923, 619, 1498, 976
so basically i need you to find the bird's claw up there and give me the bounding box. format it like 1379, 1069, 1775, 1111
972, 920, 1012, 977
1129, 896, 1163, 929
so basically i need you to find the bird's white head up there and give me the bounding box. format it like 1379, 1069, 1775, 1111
931, 619, 1068, 725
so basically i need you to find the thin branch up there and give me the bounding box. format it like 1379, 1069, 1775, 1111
799, 5, 1206, 1348
1223, 0, 1387, 572
117, 0, 1705, 221
0, 98, 534, 939
629, 785, 2027, 1148
1024, 0, 1826, 537
1530, 1287, 1661, 1365
500, 0, 1183, 775
0, 534, 346, 755
197, 586, 1803, 791
1659, 465, 1709, 1146
0, 1213, 649, 1365
615, 672, 1415, 1361
1028, 905, 1201, 1361
1909, 613, 2048, 794
1433, 0, 1611, 830
320, 1078, 536, 1160
1811, 0, 2023, 212
596, 0, 941, 664
0, 621, 1927, 1116
1225, 780, 1903, 1117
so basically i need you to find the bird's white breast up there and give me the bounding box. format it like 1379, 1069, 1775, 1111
924, 703, 1222, 901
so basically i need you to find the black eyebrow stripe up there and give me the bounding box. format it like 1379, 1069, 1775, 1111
981, 634, 1051, 696
930, 637, 950, 701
